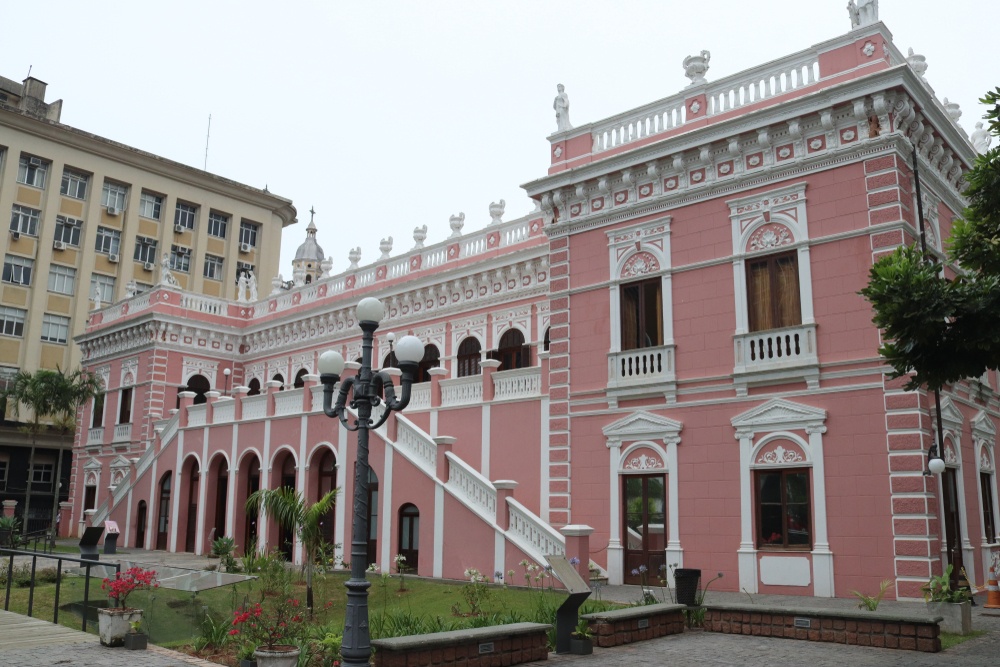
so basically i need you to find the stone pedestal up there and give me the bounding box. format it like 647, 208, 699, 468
560, 524, 594, 581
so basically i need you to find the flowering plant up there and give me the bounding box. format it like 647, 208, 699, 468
101, 567, 158, 610
229, 596, 305, 651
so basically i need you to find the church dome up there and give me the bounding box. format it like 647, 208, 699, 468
293, 216, 325, 263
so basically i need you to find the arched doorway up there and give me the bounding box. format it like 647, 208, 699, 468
156, 472, 172, 550
310, 448, 337, 545
416, 345, 440, 383
204, 454, 229, 548
237, 453, 261, 555
135, 500, 147, 549
494, 329, 529, 370
623, 474, 666, 585
398, 503, 419, 572
457, 337, 482, 377
293, 369, 308, 388
271, 450, 297, 560
182, 457, 201, 553
187, 374, 211, 405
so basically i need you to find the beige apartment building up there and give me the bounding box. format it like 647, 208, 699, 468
0, 75, 297, 532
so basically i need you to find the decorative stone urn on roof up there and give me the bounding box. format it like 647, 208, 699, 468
683, 50, 711, 87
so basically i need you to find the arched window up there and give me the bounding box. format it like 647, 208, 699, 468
186, 374, 210, 405
416, 345, 440, 383
543, 327, 551, 352
457, 337, 481, 378
247, 378, 261, 396
293, 369, 308, 388
398, 503, 420, 571
156, 472, 171, 550
135, 500, 147, 549
272, 374, 285, 391
382, 352, 398, 370
494, 329, 529, 370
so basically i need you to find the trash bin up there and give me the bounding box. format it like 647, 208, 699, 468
674, 568, 702, 606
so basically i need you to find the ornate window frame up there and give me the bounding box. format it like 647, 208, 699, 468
732, 398, 833, 596
605, 216, 676, 406
727, 183, 818, 394
971, 410, 999, 549
602, 410, 682, 585
934, 398, 975, 570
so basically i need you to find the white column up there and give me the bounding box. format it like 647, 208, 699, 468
124, 488, 133, 548
433, 483, 445, 578
798, 246, 815, 324
335, 421, 348, 568
257, 420, 272, 554
808, 425, 834, 597
225, 424, 238, 539
664, 435, 683, 580
294, 414, 308, 565
147, 457, 158, 549
609, 285, 621, 351
481, 404, 491, 479
195, 428, 210, 555
169, 431, 185, 552
736, 430, 757, 593
380, 445, 394, 570
606, 438, 623, 585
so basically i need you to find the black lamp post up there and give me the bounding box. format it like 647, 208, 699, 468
318, 297, 423, 667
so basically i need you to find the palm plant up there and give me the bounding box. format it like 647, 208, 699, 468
2, 368, 102, 534
246, 486, 338, 616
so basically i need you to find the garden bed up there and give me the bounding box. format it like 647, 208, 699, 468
371, 622, 551, 667
581, 602, 686, 647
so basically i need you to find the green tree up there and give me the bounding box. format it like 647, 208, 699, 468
2, 368, 103, 534
245, 486, 338, 616
861, 88, 1000, 390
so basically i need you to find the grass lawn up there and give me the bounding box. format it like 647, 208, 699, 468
940, 629, 986, 650
2, 568, 594, 649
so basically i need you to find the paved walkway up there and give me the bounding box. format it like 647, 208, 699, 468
5, 545, 1000, 665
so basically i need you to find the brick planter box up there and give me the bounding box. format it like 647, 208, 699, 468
371, 622, 551, 667
581, 602, 686, 647
703, 603, 943, 653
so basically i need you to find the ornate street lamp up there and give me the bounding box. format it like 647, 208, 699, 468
318, 297, 423, 667
924, 441, 946, 476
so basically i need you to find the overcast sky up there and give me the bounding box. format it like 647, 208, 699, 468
4, 0, 992, 284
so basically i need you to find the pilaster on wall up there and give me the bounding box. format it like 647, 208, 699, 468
864, 153, 915, 257
883, 378, 940, 599
145, 348, 171, 448
547, 236, 571, 527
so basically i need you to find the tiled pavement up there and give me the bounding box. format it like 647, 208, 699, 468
5, 545, 1000, 665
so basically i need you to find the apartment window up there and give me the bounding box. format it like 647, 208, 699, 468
0, 459, 7, 491
48, 264, 77, 295
91, 393, 105, 429
133, 237, 158, 264
756, 468, 811, 548
139, 192, 163, 220
54, 215, 83, 246
17, 156, 47, 188
204, 254, 224, 280
456, 337, 482, 377
170, 245, 191, 273
134, 281, 153, 294
41, 314, 70, 344
60, 170, 89, 199
10, 204, 41, 236
620, 277, 663, 350
101, 181, 128, 210
95, 226, 122, 255
31, 463, 55, 489
239, 220, 259, 247
2, 254, 34, 286
174, 202, 197, 230
118, 386, 133, 424
207, 211, 229, 238
0, 307, 26, 337
983, 472, 997, 544
747, 251, 801, 332
90, 274, 115, 303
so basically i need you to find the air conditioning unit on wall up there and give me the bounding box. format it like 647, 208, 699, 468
143, 261, 154, 271
108, 253, 120, 263
239, 242, 253, 253
107, 206, 120, 216
53, 240, 66, 250
174, 224, 186, 234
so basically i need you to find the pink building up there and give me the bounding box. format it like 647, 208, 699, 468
69, 14, 998, 601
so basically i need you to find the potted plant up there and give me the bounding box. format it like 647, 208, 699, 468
570, 618, 594, 655
229, 596, 305, 667
0, 515, 18, 548
235, 641, 258, 667
98, 566, 158, 647
124, 619, 147, 650
922, 564, 972, 635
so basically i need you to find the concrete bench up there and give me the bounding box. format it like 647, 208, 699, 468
703, 603, 943, 653
581, 602, 687, 647
371, 622, 551, 667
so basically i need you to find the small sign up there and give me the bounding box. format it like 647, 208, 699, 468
637, 618, 650, 629
478, 642, 495, 655
793, 617, 811, 629
104, 521, 120, 534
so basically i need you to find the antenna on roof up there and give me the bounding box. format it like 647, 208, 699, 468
26, 65, 32, 79
203, 114, 212, 171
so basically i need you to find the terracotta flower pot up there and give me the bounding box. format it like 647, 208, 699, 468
97, 608, 143, 647
254, 644, 301, 667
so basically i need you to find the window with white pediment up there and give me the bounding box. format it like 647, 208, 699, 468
606, 218, 671, 354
